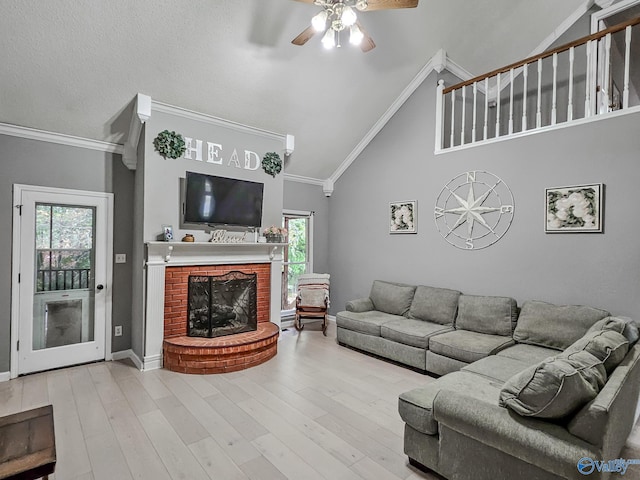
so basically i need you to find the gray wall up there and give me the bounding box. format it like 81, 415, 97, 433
0, 134, 134, 372
129, 111, 286, 360
329, 71, 640, 319
283, 181, 330, 275
142, 111, 285, 243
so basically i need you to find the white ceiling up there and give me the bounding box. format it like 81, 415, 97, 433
0, 0, 587, 180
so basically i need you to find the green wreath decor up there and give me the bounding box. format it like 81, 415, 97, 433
153, 130, 186, 159
262, 152, 282, 177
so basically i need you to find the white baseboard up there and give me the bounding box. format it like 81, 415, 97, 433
328, 315, 336, 323
142, 354, 163, 371
0, 371, 10, 382
111, 349, 143, 371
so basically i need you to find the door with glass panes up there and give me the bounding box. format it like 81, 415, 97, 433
13, 185, 112, 375
281, 211, 313, 315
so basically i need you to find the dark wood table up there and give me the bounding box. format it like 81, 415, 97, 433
0, 405, 56, 480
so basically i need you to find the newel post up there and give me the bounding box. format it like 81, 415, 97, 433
434, 79, 445, 152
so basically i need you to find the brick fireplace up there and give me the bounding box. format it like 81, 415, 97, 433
161, 262, 278, 373
143, 242, 284, 372
163, 263, 271, 339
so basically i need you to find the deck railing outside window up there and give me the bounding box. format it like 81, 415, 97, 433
436, 16, 640, 151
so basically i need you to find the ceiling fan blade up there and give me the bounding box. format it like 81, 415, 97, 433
292, 25, 317, 46
361, 0, 419, 11
356, 22, 376, 52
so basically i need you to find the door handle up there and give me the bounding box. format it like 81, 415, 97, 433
96, 284, 104, 291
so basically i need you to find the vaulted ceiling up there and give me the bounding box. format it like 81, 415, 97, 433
0, 0, 587, 180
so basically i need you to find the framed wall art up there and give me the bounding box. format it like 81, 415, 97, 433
390, 201, 417, 234
162, 224, 174, 241
545, 184, 603, 233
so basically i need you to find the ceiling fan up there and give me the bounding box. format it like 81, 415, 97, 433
291, 0, 419, 52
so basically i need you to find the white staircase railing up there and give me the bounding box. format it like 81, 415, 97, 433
436, 16, 640, 152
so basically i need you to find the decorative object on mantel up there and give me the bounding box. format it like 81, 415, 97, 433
545, 183, 603, 233
153, 130, 186, 159
162, 225, 173, 242
291, 0, 418, 52
209, 229, 247, 243
182, 233, 195, 242
263, 226, 287, 243
390, 201, 417, 234
434, 170, 514, 250
261, 152, 282, 177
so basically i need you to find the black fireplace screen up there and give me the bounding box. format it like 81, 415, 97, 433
187, 271, 258, 338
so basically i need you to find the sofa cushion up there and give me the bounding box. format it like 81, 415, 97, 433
461, 355, 535, 383
568, 344, 640, 446
455, 295, 517, 336
565, 329, 629, 374
380, 319, 453, 349
369, 280, 416, 316
398, 371, 502, 435
426, 351, 469, 376
588, 316, 640, 344
499, 350, 606, 419
513, 300, 609, 350
335, 310, 400, 336
428, 330, 514, 364
496, 344, 558, 365
408, 285, 461, 325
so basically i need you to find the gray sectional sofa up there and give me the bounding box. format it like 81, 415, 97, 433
336, 280, 518, 374
336, 280, 640, 480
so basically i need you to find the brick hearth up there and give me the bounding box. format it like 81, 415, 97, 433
162, 262, 278, 373
163, 322, 279, 374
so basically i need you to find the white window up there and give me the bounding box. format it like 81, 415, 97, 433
281, 210, 313, 317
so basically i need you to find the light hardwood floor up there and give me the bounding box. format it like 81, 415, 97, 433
2, 321, 640, 480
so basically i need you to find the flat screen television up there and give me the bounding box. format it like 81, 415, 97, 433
184, 171, 264, 227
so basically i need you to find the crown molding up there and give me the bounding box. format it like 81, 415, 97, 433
0, 123, 124, 154
283, 173, 325, 186
121, 95, 293, 170
328, 52, 439, 185
487, 0, 596, 98
326, 48, 485, 185
327, 49, 485, 186
151, 101, 287, 143
536, 0, 596, 53
327, 2, 598, 187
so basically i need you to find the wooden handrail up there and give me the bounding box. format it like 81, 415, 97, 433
443, 16, 640, 94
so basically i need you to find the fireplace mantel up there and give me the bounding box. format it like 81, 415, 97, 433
147, 241, 287, 265
142, 241, 284, 371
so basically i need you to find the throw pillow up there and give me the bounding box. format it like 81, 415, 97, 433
499, 350, 606, 419
565, 329, 629, 374
513, 300, 609, 350
369, 280, 416, 316
588, 316, 640, 345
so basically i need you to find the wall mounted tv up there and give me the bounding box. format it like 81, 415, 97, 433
184, 171, 264, 228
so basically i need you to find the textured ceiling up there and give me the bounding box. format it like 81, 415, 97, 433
0, 0, 586, 179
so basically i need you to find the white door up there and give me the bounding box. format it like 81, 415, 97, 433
12, 185, 113, 375
591, 0, 640, 113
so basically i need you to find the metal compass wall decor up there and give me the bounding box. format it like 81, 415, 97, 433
434, 171, 514, 250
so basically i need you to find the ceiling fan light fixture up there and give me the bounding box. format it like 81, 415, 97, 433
341, 5, 357, 26
311, 10, 328, 32
355, 0, 368, 11
349, 24, 364, 45
321, 28, 336, 49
